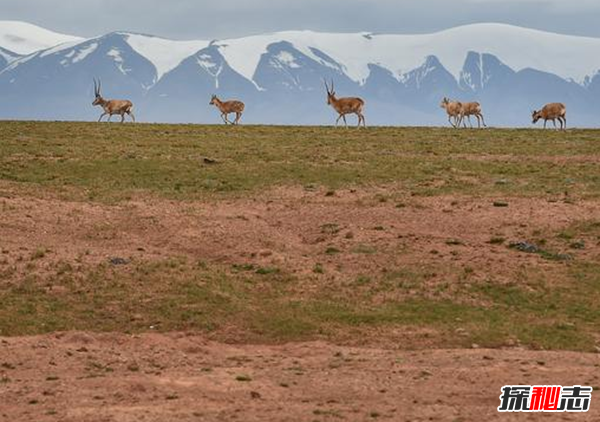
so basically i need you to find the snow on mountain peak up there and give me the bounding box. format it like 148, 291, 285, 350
0, 46, 20, 63
123, 33, 209, 82
212, 24, 600, 86
3, 21, 600, 88
0, 20, 83, 55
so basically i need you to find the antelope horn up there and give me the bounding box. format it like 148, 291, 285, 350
331, 79, 334, 92
93, 78, 98, 96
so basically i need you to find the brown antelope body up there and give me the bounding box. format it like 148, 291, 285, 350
532, 103, 567, 130
460, 102, 487, 128
324, 80, 366, 128
440, 97, 462, 128
92, 79, 135, 123
209, 95, 245, 125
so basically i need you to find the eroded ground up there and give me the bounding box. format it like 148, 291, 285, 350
1, 123, 599, 421
1, 332, 599, 422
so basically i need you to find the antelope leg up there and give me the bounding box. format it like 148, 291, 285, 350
479, 113, 487, 128
335, 114, 343, 127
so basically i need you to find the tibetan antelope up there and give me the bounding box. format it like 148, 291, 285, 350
209, 95, 245, 125
324, 80, 366, 128
532, 103, 567, 130
440, 97, 462, 128
92, 79, 135, 123
460, 102, 487, 129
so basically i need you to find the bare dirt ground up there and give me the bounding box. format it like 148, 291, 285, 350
1, 332, 599, 422
1, 185, 599, 420
1, 184, 598, 288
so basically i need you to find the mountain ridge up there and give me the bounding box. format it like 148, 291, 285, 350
0, 21, 599, 126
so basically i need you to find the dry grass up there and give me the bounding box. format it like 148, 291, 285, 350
1, 122, 599, 351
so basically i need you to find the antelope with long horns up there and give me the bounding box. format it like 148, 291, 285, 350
440, 97, 462, 128
532, 103, 567, 130
324, 80, 366, 129
92, 79, 135, 123
209, 95, 245, 125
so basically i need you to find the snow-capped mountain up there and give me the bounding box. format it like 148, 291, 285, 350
0, 46, 20, 70
0, 21, 82, 55
1, 21, 600, 126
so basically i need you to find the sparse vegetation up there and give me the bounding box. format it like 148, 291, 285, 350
0, 254, 598, 350
0, 122, 599, 353
1, 122, 599, 202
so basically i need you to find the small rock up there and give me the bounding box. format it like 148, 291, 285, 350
570, 241, 585, 250
203, 157, 218, 164
250, 391, 261, 399
109, 257, 129, 266
455, 328, 469, 337
493, 201, 509, 208
508, 241, 540, 253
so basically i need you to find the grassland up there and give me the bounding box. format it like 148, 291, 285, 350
0, 121, 599, 352
1, 121, 599, 201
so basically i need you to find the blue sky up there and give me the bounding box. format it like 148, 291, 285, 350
3, 0, 600, 39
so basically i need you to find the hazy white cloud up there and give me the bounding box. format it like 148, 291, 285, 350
1, 0, 599, 39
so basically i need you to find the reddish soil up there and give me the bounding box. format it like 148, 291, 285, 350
1, 185, 598, 290
1, 185, 599, 420
1, 332, 599, 422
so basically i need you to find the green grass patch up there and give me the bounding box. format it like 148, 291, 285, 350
0, 257, 598, 351
1, 122, 600, 201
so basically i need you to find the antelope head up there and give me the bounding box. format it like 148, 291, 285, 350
209, 94, 218, 106
532, 110, 542, 124
92, 78, 104, 106
324, 79, 337, 105
440, 97, 450, 108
